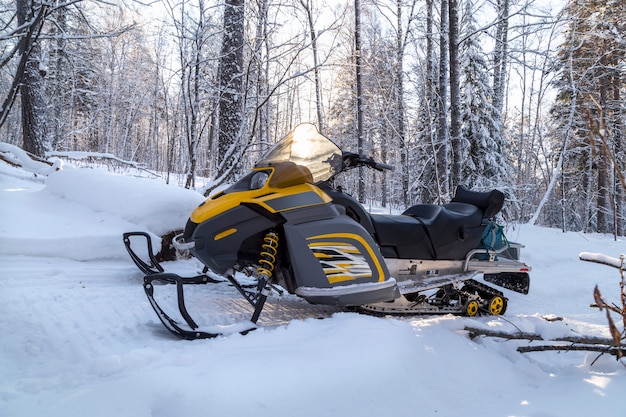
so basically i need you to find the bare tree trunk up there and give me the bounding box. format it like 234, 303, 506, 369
596, 43, 611, 233
612, 64, 625, 236
184, 42, 201, 189
355, 0, 365, 202
217, 0, 245, 182
396, 0, 408, 206
301, 0, 325, 133
252, 0, 270, 146
448, 0, 462, 190
17, 0, 49, 157
418, 0, 440, 203
437, 0, 450, 201
50, 5, 67, 151
492, 0, 509, 115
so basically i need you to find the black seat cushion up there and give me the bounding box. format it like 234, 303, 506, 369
451, 185, 504, 219
372, 202, 484, 260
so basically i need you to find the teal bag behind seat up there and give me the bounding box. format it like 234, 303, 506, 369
477, 221, 510, 260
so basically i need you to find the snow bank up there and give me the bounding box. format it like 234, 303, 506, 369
0, 164, 204, 260
44, 167, 205, 235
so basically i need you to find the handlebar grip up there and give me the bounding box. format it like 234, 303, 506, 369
374, 162, 394, 171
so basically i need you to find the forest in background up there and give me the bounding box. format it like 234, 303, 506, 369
1, 0, 624, 237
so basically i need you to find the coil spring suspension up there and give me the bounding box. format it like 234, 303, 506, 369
249, 231, 279, 323
258, 231, 279, 279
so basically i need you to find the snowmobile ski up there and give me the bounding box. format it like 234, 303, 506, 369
143, 272, 264, 339
125, 231, 275, 339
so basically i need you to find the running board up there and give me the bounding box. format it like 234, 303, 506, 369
395, 272, 476, 294
393, 268, 530, 296
385, 241, 531, 296
360, 279, 508, 316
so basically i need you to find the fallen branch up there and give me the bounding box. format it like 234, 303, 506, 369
464, 326, 618, 346
464, 326, 626, 359
48, 150, 142, 168
517, 344, 622, 357
48, 150, 161, 177
465, 327, 542, 341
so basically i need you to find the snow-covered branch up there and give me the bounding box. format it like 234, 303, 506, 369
0, 142, 62, 175
48, 150, 143, 169
579, 252, 624, 270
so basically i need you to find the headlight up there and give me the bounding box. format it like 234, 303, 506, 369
250, 171, 269, 189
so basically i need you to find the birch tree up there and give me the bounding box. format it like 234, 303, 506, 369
299, 0, 325, 133
437, 0, 450, 201
491, 0, 509, 115
413, 0, 440, 203
355, 0, 366, 202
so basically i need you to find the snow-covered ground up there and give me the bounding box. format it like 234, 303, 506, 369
0, 159, 624, 417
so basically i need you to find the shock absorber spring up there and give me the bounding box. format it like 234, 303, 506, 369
257, 231, 279, 279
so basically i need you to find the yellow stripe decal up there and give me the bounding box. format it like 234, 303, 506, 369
306, 233, 385, 282
214, 228, 237, 241
328, 275, 356, 284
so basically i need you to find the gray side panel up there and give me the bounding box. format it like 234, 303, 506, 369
283, 215, 390, 290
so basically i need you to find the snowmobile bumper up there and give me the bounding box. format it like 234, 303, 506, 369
122, 231, 164, 275
463, 243, 531, 294
295, 278, 399, 306
483, 272, 530, 295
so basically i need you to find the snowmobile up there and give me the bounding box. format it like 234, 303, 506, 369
123, 123, 531, 339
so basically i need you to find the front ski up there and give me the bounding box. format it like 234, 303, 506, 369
124, 231, 267, 339
143, 272, 265, 339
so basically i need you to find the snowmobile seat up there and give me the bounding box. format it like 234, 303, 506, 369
401, 204, 441, 222
426, 202, 484, 258
370, 213, 434, 259
372, 201, 484, 260
451, 185, 505, 219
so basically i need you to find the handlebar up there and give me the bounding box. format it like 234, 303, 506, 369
373, 161, 394, 171
342, 152, 393, 172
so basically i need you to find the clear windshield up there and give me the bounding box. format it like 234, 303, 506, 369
256, 123, 343, 183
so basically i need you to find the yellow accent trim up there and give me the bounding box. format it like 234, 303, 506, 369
214, 228, 237, 241
327, 275, 356, 284
306, 233, 385, 282
190, 166, 332, 223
